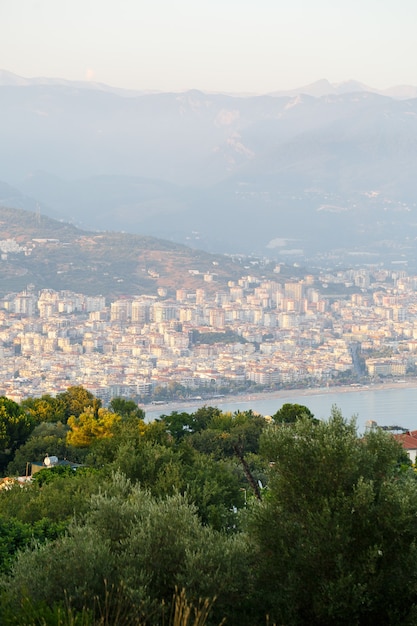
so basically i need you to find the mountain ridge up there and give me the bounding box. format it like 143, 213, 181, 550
0, 205, 264, 298
1, 73, 417, 266
2, 69, 417, 99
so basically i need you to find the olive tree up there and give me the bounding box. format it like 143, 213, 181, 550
251, 407, 417, 625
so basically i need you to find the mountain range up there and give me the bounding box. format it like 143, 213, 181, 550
1, 71, 417, 268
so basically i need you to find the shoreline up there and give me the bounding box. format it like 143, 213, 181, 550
143, 378, 417, 417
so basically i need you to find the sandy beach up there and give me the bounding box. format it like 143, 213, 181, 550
143, 378, 417, 416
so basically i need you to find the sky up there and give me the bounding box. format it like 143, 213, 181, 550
1, 0, 417, 93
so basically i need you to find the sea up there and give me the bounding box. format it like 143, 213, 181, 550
144, 384, 417, 434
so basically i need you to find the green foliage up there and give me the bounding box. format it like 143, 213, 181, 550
159, 411, 195, 442
55, 387, 98, 422
152, 382, 188, 402
1, 587, 222, 626
191, 329, 247, 345
111, 439, 180, 494
130, 408, 268, 528
109, 397, 145, 421
31, 465, 77, 487
0, 525, 116, 619
2, 390, 417, 625
190, 410, 266, 459
96, 407, 261, 530
6, 422, 70, 477
157, 407, 223, 442
0, 515, 67, 577
0, 397, 35, 451
192, 406, 222, 432
158, 407, 266, 457
0, 475, 254, 625
271, 402, 316, 424
0, 397, 35, 473
180, 449, 243, 530
0, 597, 94, 626
0, 467, 104, 525
105, 479, 253, 623
252, 408, 417, 625
21, 395, 66, 424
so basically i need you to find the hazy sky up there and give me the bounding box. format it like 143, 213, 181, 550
1, 0, 417, 93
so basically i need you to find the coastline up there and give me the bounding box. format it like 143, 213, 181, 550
143, 378, 417, 417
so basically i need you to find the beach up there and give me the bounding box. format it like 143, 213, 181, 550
143, 378, 417, 419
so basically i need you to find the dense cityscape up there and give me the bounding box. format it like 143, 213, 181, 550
1, 259, 417, 404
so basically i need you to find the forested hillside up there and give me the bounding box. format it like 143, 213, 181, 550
0, 390, 416, 624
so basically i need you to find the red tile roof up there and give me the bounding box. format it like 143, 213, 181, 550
393, 432, 417, 450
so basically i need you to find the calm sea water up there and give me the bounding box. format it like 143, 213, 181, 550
144, 385, 417, 433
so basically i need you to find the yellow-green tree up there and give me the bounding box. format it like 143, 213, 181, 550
21, 395, 65, 423
56, 386, 98, 422
66, 407, 121, 447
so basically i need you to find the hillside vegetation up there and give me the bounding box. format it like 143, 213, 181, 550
0, 206, 273, 297
0, 390, 416, 625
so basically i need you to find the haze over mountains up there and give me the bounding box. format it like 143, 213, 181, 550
2, 70, 417, 268
0, 205, 259, 298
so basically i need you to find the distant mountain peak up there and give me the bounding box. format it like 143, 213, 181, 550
0, 69, 156, 97
333, 79, 370, 93
267, 79, 417, 100
268, 79, 374, 98
2, 69, 417, 100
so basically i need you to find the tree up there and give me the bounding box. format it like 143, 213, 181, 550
0, 524, 115, 621
0, 515, 65, 575
66, 407, 121, 447
0, 397, 34, 451
251, 408, 417, 625
158, 406, 224, 442
271, 402, 316, 424
0, 466, 103, 525
109, 397, 144, 420
158, 411, 195, 442
20, 395, 65, 423
6, 421, 69, 476
186, 410, 268, 503
180, 448, 244, 530
192, 406, 222, 432
55, 386, 98, 422
0, 397, 35, 472
0, 475, 255, 625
